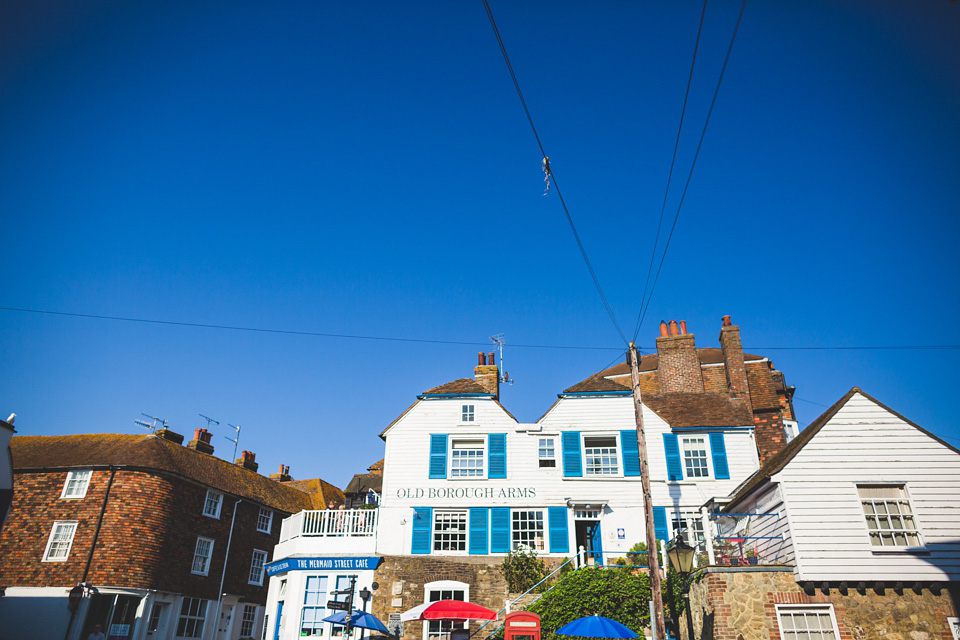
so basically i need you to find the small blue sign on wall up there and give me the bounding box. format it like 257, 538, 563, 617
266, 556, 381, 576
617, 528, 625, 540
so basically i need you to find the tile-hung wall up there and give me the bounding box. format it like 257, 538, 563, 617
378, 393, 759, 564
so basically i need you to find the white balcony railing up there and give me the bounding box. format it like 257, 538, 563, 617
279, 509, 379, 543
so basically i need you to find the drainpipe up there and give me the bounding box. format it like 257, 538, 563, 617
65, 466, 117, 640
214, 499, 242, 639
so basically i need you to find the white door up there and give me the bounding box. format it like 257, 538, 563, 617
145, 602, 169, 639
217, 603, 235, 640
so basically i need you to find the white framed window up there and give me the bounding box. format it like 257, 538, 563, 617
450, 439, 484, 478
192, 536, 214, 575
775, 605, 840, 640
681, 436, 710, 478
538, 438, 556, 468
257, 507, 274, 533
512, 510, 545, 550
203, 490, 223, 518
433, 510, 468, 552
461, 404, 475, 422
671, 512, 705, 550
300, 575, 328, 637
249, 549, 268, 585
584, 436, 618, 475
948, 616, 959, 640
176, 597, 208, 638
61, 470, 92, 499
240, 604, 258, 638
424, 581, 468, 640
858, 484, 922, 548
42, 521, 78, 561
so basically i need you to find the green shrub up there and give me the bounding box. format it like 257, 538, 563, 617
500, 546, 547, 593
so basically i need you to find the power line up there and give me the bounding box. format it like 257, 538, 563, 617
0, 306, 621, 351
481, 0, 627, 346
634, 0, 709, 341
636, 0, 748, 334
746, 345, 960, 351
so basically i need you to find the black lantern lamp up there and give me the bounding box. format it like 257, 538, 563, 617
666, 535, 697, 640
666, 535, 696, 576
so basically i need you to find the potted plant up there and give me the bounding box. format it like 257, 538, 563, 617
745, 547, 759, 565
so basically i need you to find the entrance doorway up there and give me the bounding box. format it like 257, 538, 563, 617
146, 602, 169, 639
575, 518, 603, 566
217, 603, 235, 640
81, 594, 142, 640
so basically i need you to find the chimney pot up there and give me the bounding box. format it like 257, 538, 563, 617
669, 319, 679, 336
478, 352, 485, 365
194, 428, 203, 440
679, 320, 687, 335
488, 352, 495, 365
722, 314, 732, 327
660, 321, 669, 337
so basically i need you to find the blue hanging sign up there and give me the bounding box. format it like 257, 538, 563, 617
266, 556, 381, 576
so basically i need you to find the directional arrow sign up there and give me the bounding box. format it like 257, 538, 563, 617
327, 601, 349, 611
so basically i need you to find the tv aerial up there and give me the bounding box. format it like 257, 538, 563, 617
135, 413, 167, 433
225, 423, 241, 461
490, 334, 514, 385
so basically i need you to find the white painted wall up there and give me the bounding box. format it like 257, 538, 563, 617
775, 392, 960, 581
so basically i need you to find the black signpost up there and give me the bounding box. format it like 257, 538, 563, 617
327, 601, 349, 611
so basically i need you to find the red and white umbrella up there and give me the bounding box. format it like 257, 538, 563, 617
400, 600, 497, 622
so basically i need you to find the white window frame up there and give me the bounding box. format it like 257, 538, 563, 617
240, 604, 259, 638
257, 507, 274, 533
203, 490, 223, 519
61, 470, 92, 499
583, 435, 619, 476
681, 436, 711, 479
433, 510, 468, 553
670, 511, 706, 550
857, 484, 923, 549
775, 604, 841, 640
450, 437, 485, 478
176, 597, 208, 639
249, 549, 268, 585
948, 616, 959, 640
42, 520, 78, 562
511, 510, 545, 551
423, 581, 469, 640
538, 438, 556, 468
192, 536, 214, 576
300, 575, 329, 638
460, 404, 475, 423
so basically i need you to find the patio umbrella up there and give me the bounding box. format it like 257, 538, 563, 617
323, 610, 391, 633
399, 600, 497, 622
555, 615, 638, 638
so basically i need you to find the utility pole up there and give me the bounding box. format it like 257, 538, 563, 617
628, 342, 666, 640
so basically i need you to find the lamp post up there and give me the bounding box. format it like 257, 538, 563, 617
666, 535, 697, 640
358, 587, 372, 640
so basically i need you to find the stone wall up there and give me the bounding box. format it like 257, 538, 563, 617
684, 566, 959, 640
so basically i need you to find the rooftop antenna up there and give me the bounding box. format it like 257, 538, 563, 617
199, 413, 220, 431
225, 423, 241, 461
490, 333, 514, 385
135, 413, 167, 433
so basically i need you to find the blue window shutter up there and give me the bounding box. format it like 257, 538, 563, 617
488, 434, 506, 479
663, 433, 682, 481
548, 507, 569, 553
710, 432, 730, 479
490, 508, 510, 553
429, 434, 447, 479
653, 506, 668, 544
620, 430, 641, 477
562, 431, 582, 477
469, 508, 489, 555
412, 507, 432, 554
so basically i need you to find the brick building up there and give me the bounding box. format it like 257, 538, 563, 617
0, 428, 342, 640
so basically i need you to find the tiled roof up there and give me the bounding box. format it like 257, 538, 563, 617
643, 393, 753, 427
12, 434, 317, 513
723, 387, 960, 510
563, 374, 631, 394
281, 477, 344, 510
575, 348, 765, 387
368, 459, 384, 473
344, 472, 383, 495
421, 378, 493, 395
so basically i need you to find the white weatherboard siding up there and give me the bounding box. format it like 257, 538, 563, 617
778, 393, 960, 582
721, 484, 796, 565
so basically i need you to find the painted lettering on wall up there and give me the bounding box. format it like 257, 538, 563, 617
396, 487, 536, 500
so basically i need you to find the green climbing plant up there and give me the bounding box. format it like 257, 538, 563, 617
500, 546, 547, 593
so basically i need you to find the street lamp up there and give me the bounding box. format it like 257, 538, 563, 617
666, 535, 697, 640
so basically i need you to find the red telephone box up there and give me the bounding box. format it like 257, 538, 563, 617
505, 611, 541, 640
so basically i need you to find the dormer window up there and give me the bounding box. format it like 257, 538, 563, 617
461, 404, 475, 422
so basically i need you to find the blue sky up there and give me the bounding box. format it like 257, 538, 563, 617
1, 1, 958, 488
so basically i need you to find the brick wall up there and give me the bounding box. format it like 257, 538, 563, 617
0, 468, 284, 605
656, 334, 705, 394
684, 567, 958, 640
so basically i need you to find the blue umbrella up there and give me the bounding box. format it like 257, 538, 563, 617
323, 609, 391, 633
556, 615, 638, 639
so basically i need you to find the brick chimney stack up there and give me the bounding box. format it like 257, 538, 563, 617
270, 464, 292, 482
474, 351, 500, 399
187, 428, 215, 455
236, 450, 259, 472
718, 315, 752, 412
656, 319, 704, 393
